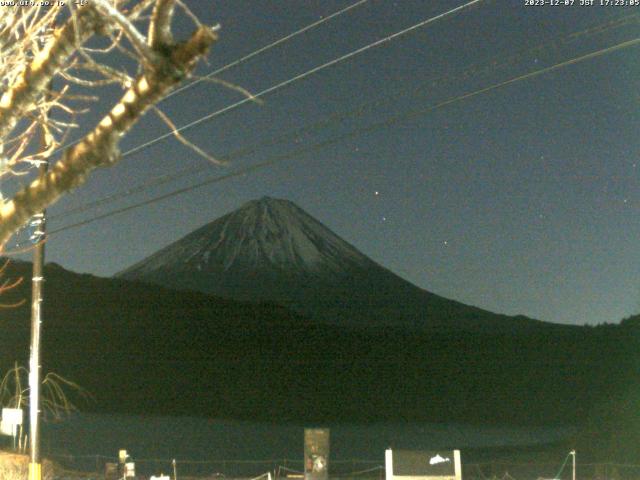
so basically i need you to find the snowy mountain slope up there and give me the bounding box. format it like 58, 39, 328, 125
117, 197, 545, 331
120, 197, 372, 277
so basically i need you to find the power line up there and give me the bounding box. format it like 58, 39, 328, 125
164, 0, 371, 101
49, 0, 490, 221
121, 0, 485, 158
49, 10, 638, 221
45, 0, 371, 158
47, 36, 640, 237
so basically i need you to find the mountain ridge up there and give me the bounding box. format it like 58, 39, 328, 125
117, 197, 553, 332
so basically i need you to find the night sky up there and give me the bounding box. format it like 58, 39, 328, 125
6, 0, 640, 326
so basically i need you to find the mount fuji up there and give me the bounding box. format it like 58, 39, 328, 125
117, 197, 541, 331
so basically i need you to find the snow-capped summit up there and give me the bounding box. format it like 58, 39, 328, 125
119, 196, 372, 278
118, 197, 541, 330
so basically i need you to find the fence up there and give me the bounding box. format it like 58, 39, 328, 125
463, 462, 640, 480
47, 456, 384, 480
41, 455, 640, 480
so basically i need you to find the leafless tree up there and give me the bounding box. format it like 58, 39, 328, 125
0, 0, 219, 248
0, 362, 90, 423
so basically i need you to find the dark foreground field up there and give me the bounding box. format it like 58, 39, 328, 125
1, 260, 639, 462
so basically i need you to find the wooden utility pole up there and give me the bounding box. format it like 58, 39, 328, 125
28, 125, 50, 480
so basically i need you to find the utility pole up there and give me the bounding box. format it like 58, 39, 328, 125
28, 123, 50, 480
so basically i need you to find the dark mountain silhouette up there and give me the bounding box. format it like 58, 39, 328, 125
118, 197, 544, 332
0, 260, 638, 461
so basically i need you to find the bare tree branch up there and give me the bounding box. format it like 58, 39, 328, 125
0, 25, 218, 247
149, 0, 177, 48
92, 0, 160, 70
152, 105, 225, 165
0, 8, 99, 142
